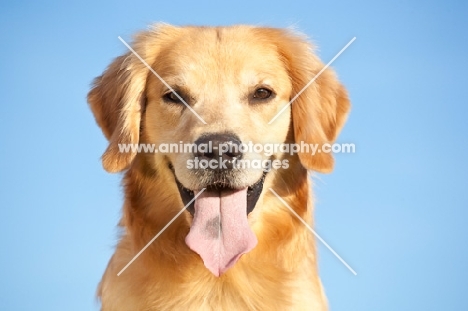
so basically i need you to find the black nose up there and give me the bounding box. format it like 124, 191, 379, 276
194, 133, 242, 169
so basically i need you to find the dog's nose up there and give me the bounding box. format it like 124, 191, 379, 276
194, 133, 242, 169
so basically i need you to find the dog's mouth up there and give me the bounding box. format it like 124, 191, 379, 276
174, 169, 266, 277
176, 172, 266, 217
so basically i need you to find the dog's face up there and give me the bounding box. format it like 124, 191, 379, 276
145, 27, 292, 192
88, 24, 350, 276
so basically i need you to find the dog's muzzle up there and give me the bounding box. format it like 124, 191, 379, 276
172, 133, 267, 277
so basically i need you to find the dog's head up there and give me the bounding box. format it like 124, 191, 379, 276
88, 24, 350, 276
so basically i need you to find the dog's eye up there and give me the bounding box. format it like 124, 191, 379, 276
163, 91, 183, 104
253, 88, 273, 100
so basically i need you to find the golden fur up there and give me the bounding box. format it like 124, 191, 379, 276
88, 24, 350, 311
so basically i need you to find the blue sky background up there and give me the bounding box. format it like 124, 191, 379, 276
1, 0, 467, 310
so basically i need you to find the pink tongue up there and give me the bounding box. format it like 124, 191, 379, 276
185, 188, 257, 276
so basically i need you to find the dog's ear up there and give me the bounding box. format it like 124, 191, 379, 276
88, 53, 145, 172
88, 25, 178, 172
291, 68, 350, 173
272, 30, 351, 173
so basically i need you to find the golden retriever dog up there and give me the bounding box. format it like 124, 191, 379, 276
88, 23, 350, 310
